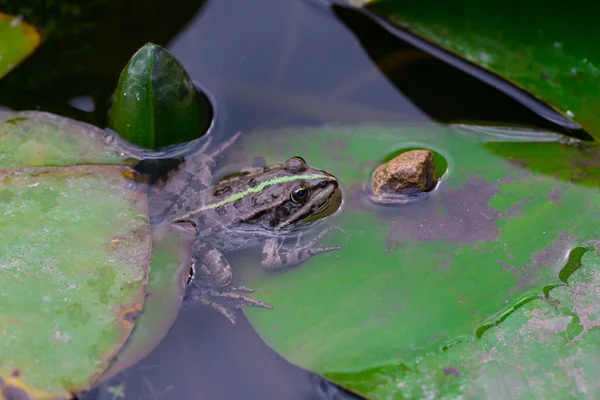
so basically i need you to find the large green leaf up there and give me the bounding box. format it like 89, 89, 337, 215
346, 0, 600, 141
0, 166, 150, 399
0, 111, 154, 399
225, 125, 600, 399
336, 246, 600, 399
0, 13, 41, 79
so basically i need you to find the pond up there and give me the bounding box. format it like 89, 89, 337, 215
1, 0, 595, 399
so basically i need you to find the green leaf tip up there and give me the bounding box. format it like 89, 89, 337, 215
108, 42, 212, 149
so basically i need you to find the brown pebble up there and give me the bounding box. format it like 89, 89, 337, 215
370, 150, 437, 202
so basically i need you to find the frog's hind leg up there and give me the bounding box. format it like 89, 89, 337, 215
184, 241, 272, 324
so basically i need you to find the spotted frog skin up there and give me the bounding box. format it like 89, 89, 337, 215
147, 133, 342, 322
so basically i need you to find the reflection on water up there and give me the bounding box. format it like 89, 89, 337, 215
92, 307, 360, 400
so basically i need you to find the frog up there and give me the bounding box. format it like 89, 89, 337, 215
146, 132, 342, 323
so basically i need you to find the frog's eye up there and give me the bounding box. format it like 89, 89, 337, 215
291, 186, 310, 203
285, 157, 307, 173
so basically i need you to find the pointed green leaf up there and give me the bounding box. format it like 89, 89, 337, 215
109, 43, 210, 149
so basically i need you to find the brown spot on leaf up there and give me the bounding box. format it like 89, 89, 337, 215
122, 309, 142, 322
120, 168, 143, 183
548, 183, 567, 203
443, 367, 460, 377
386, 176, 524, 250
10, 370, 19, 378
2, 385, 29, 400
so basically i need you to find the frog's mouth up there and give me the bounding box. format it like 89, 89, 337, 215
297, 187, 343, 224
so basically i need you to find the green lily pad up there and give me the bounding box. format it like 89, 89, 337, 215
0, 165, 150, 399
349, 246, 600, 399
348, 0, 600, 141
0, 13, 41, 79
0, 111, 191, 398
0, 111, 140, 167
226, 125, 600, 399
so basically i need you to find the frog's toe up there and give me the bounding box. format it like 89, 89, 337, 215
197, 298, 238, 324
228, 285, 253, 293
183, 284, 272, 324
207, 288, 273, 310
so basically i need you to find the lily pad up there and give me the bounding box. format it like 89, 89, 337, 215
346, 0, 600, 141
0, 111, 140, 167
0, 111, 192, 398
0, 165, 150, 399
0, 13, 41, 79
97, 223, 195, 384
351, 246, 600, 399
226, 125, 600, 399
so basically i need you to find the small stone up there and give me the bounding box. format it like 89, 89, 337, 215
370, 150, 437, 202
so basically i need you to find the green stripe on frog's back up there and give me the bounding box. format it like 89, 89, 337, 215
170, 173, 329, 222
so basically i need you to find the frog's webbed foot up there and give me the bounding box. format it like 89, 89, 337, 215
261, 225, 342, 269
185, 240, 271, 323
183, 284, 272, 324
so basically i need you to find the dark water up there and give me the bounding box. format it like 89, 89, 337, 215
0, 0, 589, 399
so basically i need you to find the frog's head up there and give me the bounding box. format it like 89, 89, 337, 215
213, 157, 341, 231
270, 157, 341, 230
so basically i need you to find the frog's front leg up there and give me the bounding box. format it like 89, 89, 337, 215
185, 240, 272, 323
148, 131, 242, 221
261, 226, 341, 269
